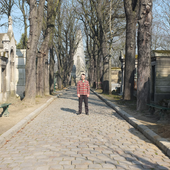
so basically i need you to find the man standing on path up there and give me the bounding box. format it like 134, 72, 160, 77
77, 73, 90, 115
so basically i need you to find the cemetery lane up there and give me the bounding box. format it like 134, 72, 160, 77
0, 87, 170, 170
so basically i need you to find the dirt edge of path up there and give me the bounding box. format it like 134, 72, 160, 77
0, 94, 56, 135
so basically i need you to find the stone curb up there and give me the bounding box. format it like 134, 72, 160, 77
91, 89, 170, 157
0, 92, 63, 147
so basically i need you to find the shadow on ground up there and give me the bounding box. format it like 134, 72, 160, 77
61, 108, 77, 114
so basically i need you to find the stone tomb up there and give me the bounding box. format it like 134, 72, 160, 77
151, 50, 170, 103
0, 17, 16, 102
119, 50, 170, 103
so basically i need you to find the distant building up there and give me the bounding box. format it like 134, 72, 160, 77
0, 16, 17, 102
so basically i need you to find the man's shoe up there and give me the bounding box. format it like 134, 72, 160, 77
77, 112, 81, 115
86, 112, 89, 115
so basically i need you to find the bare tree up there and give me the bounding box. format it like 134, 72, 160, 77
0, 0, 15, 18
24, 0, 45, 102
49, 0, 61, 94
123, 0, 139, 100
54, 0, 63, 89
54, 1, 80, 89
137, 0, 152, 110
152, 0, 170, 50
36, 0, 59, 97
17, 0, 29, 49
0, 0, 15, 27
76, 0, 125, 92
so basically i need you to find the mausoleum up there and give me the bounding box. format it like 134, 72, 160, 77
119, 50, 170, 103
151, 50, 170, 103
0, 16, 16, 102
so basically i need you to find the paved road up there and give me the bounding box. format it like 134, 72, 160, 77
0, 87, 170, 170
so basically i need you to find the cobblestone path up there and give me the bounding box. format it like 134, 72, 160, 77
0, 87, 170, 170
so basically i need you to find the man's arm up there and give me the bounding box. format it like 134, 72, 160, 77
77, 81, 80, 98
87, 81, 90, 97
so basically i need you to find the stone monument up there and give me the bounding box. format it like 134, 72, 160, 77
0, 16, 16, 102
71, 30, 86, 84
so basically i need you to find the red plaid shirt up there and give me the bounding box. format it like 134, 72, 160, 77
77, 80, 90, 95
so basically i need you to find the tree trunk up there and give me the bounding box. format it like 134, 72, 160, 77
95, 44, 98, 89
36, 40, 48, 97
102, 35, 109, 94
8, 0, 12, 18
93, 43, 97, 89
89, 57, 94, 87
58, 76, 62, 89
23, 4, 27, 49
24, 0, 45, 102
95, 0, 110, 93
67, 74, 70, 86
137, 0, 152, 110
57, 56, 62, 89
36, 0, 57, 96
123, 0, 139, 100
25, 1, 38, 102
98, 53, 103, 89
23, 17, 27, 49
36, 53, 45, 96
49, 47, 54, 94
44, 50, 49, 95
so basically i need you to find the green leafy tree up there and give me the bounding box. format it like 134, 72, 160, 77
16, 33, 28, 49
